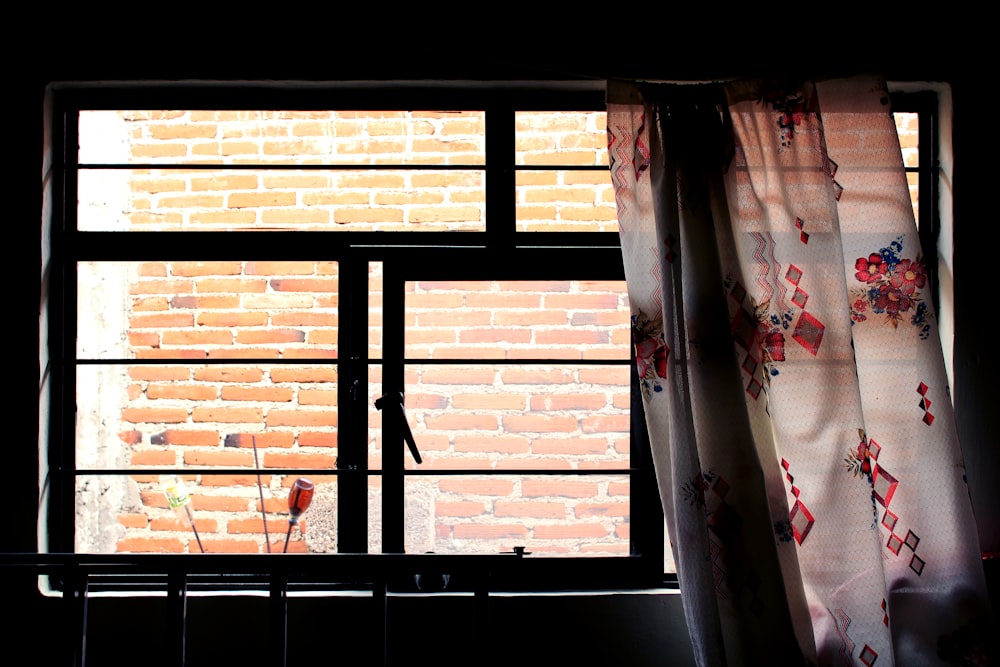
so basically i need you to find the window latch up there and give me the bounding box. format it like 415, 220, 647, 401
374, 391, 422, 464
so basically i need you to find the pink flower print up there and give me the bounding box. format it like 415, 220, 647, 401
855, 254, 887, 283
873, 284, 914, 317
635, 336, 668, 380
890, 258, 927, 296
764, 331, 786, 361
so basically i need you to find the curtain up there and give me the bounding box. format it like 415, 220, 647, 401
608, 75, 994, 666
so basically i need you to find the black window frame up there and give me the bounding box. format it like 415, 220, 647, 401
43, 81, 669, 595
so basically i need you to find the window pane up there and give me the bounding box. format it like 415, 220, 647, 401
75, 473, 337, 554
390, 363, 630, 471
404, 280, 630, 360
404, 474, 630, 557
78, 110, 486, 166
514, 111, 608, 167
515, 170, 617, 232
78, 168, 485, 232
78, 261, 339, 359
77, 363, 338, 469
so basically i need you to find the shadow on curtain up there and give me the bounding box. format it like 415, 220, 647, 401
607, 74, 995, 666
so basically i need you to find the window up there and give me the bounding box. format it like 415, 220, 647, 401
42, 82, 668, 594
41, 82, 937, 598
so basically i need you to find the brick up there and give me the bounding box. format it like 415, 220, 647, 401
298, 389, 337, 406
117, 537, 185, 553
149, 123, 218, 140
522, 480, 597, 498
245, 261, 318, 275
269, 368, 337, 383
118, 513, 150, 529
196, 495, 255, 512
272, 312, 338, 327
453, 524, 529, 540
297, 432, 338, 448
220, 386, 294, 402
128, 332, 161, 347
266, 410, 337, 427
183, 450, 254, 467
262, 452, 336, 469
194, 278, 267, 293
200, 474, 272, 487
228, 192, 297, 208
531, 437, 611, 456
191, 175, 259, 191
122, 407, 189, 424
189, 211, 259, 225
146, 384, 218, 401
192, 407, 263, 423
456, 435, 530, 454
410, 206, 480, 224
150, 516, 217, 533
494, 501, 566, 518
501, 414, 578, 433
434, 501, 486, 517
171, 295, 241, 309
162, 430, 220, 446
533, 524, 608, 539
500, 368, 574, 385
423, 414, 498, 431
226, 518, 270, 534
529, 394, 608, 411
333, 208, 403, 224
236, 329, 306, 344
197, 311, 269, 327
575, 502, 629, 518
438, 479, 514, 496
162, 330, 234, 346
581, 415, 630, 433
450, 393, 527, 411
208, 348, 281, 359
200, 539, 261, 553
225, 432, 295, 448
129, 313, 195, 328
270, 278, 338, 292
130, 449, 178, 466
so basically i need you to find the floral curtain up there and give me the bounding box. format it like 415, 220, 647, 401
608, 75, 993, 666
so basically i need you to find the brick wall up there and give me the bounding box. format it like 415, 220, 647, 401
76, 109, 632, 557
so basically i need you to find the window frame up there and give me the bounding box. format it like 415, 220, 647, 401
43, 81, 669, 594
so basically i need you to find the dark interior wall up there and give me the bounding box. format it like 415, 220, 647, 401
13, 21, 995, 667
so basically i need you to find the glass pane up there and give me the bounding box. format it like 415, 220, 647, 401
389, 363, 631, 471
514, 111, 608, 167
515, 170, 617, 232
76, 363, 339, 469
78, 168, 485, 232
75, 473, 336, 554
404, 280, 631, 360
78, 110, 486, 166
78, 261, 339, 359
404, 474, 630, 557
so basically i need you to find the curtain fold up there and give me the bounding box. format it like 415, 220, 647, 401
608, 74, 993, 666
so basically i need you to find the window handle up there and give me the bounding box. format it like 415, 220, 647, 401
374, 392, 423, 464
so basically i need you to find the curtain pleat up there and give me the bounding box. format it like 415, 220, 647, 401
609, 74, 993, 666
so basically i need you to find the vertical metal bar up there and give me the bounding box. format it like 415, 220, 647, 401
373, 578, 388, 666
167, 572, 188, 667
64, 570, 88, 667
484, 104, 515, 245
475, 578, 492, 667
338, 255, 369, 553
269, 573, 288, 667
381, 262, 405, 554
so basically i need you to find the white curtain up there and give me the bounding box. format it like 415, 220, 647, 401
608, 75, 994, 666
